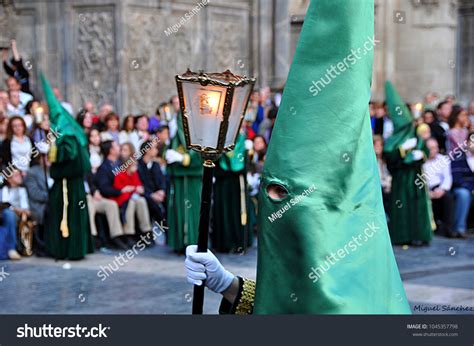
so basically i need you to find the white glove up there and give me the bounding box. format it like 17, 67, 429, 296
411, 150, 424, 161
185, 245, 235, 293
244, 139, 253, 151
36, 142, 49, 154
165, 149, 184, 164
401, 138, 417, 151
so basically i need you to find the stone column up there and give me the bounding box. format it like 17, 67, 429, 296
392, 0, 457, 102
457, 0, 474, 105
257, 0, 274, 88
273, 0, 290, 89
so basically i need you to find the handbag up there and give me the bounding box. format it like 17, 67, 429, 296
17, 213, 35, 257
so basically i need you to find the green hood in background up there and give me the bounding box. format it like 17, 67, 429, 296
40, 74, 88, 148
254, 0, 411, 314
383, 81, 416, 153
382, 81, 433, 245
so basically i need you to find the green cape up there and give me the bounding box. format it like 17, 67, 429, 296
40, 74, 88, 149
219, 133, 246, 172
254, 0, 410, 314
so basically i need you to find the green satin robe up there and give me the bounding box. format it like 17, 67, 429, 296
41, 75, 93, 260
45, 136, 94, 259
166, 113, 203, 252
212, 133, 253, 252
383, 82, 434, 244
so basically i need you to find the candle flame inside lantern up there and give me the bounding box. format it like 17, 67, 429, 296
195, 89, 223, 120
199, 93, 220, 115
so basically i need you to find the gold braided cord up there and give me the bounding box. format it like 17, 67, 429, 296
48, 143, 57, 163
60, 179, 69, 238
235, 278, 256, 315
239, 174, 247, 226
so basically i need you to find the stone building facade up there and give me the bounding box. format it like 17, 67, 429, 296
288, 0, 473, 105
0, 0, 472, 115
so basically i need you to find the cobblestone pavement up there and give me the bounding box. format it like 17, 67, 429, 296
0, 234, 472, 314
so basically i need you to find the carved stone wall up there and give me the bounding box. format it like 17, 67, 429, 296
125, 7, 170, 115
1, 0, 272, 115
2, 0, 469, 114
72, 7, 117, 110
0, 1, 40, 93
0, 1, 16, 48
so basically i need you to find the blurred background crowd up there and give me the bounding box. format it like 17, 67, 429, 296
0, 39, 472, 262
374, 94, 474, 243
0, 39, 279, 260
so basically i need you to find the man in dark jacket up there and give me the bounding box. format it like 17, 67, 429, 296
94, 140, 123, 199
137, 140, 166, 223
451, 134, 474, 239
94, 140, 137, 247
86, 167, 130, 250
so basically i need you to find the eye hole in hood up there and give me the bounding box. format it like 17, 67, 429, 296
266, 183, 289, 202
261, 175, 292, 203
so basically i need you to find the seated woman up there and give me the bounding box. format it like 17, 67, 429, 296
88, 128, 103, 174
447, 107, 469, 154
0, 116, 33, 174
119, 142, 136, 164
31, 110, 51, 154
129, 115, 151, 152
111, 160, 152, 244
75, 109, 94, 136
100, 113, 121, 144
0, 166, 31, 259
118, 115, 135, 145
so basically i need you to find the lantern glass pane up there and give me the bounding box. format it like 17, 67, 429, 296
182, 82, 227, 149
225, 84, 252, 148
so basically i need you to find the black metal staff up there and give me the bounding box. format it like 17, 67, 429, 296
192, 161, 214, 314
176, 69, 255, 315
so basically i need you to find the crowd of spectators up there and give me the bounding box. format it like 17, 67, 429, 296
0, 39, 278, 260
373, 94, 474, 239
2, 38, 471, 261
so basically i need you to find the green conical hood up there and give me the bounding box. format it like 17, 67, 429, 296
383, 81, 415, 152
254, 0, 410, 314
40, 74, 88, 147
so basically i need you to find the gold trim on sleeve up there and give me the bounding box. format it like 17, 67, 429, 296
235, 278, 256, 315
